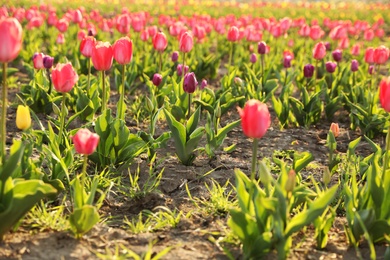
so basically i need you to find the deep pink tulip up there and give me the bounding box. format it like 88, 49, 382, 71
152, 73, 163, 87
80, 36, 96, 58
380, 77, 390, 112
374, 45, 389, 65
179, 32, 193, 53
113, 36, 133, 65
72, 128, 100, 155
227, 26, 239, 42
0, 17, 23, 63
56, 18, 69, 33
183, 72, 198, 94
237, 99, 271, 139
91, 41, 113, 71
153, 32, 168, 52
32, 52, 45, 70
52, 62, 79, 93
313, 42, 326, 60
365, 47, 375, 64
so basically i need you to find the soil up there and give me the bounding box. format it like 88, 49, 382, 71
0, 73, 389, 260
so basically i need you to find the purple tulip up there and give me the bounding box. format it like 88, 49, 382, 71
332, 49, 342, 62
351, 59, 359, 72
283, 55, 293, 68
152, 73, 162, 87
258, 41, 267, 54
43, 55, 54, 69
177, 64, 189, 77
303, 64, 315, 78
171, 51, 179, 62
325, 61, 337, 73
183, 72, 198, 93
200, 79, 207, 90
250, 53, 257, 63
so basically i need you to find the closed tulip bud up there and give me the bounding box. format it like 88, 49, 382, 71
325, 61, 337, 73
379, 77, 390, 112
313, 42, 326, 60
329, 122, 340, 138
368, 65, 375, 75
324, 42, 331, 51
351, 59, 359, 72
113, 36, 133, 65
250, 53, 257, 63
152, 73, 163, 87
92, 41, 113, 71
52, 62, 79, 93
285, 170, 296, 194
237, 99, 271, 139
227, 26, 239, 42
364, 47, 375, 64
179, 32, 193, 53
183, 72, 198, 94
171, 51, 179, 62
153, 32, 168, 52
258, 41, 267, 54
56, 18, 69, 33
259, 160, 272, 186
351, 44, 360, 56
0, 17, 23, 63
283, 55, 292, 68
374, 45, 389, 65
43, 55, 54, 69
16, 105, 32, 131
303, 64, 315, 78
56, 33, 65, 44
177, 64, 189, 77
234, 77, 243, 86
200, 79, 207, 90
80, 36, 96, 58
332, 49, 342, 62
32, 52, 45, 70
72, 128, 100, 155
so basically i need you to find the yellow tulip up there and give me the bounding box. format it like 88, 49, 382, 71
16, 105, 31, 131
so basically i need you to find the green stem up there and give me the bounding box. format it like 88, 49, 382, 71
261, 55, 265, 89
283, 69, 288, 87
228, 42, 234, 68
247, 138, 259, 209
1, 62, 7, 164
383, 125, 390, 183
159, 52, 162, 73
187, 93, 191, 119
101, 70, 107, 113
117, 64, 126, 120
46, 68, 52, 95
182, 52, 186, 75
87, 58, 91, 90
57, 93, 67, 146
81, 155, 88, 176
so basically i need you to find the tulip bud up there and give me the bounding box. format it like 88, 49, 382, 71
250, 53, 257, 63
152, 73, 163, 87
332, 49, 342, 62
325, 61, 337, 73
351, 59, 359, 72
329, 122, 340, 138
324, 42, 331, 51
0, 17, 23, 63
234, 77, 243, 86
258, 41, 267, 55
43, 55, 54, 69
16, 105, 32, 131
171, 51, 179, 62
303, 64, 315, 78
368, 65, 375, 75
183, 72, 198, 94
52, 62, 79, 93
259, 160, 272, 186
364, 47, 375, 64
285, 170, 296, 194
153, 32, 168, 52
177, 64, 189, 77
379, 77, 390, 112
92, 41, 113, 71
179, 32, 193, 53
374, 45, 389, 65
283, 55, 292, 68
200, 79, 207, 90
227, 26, 239, 42
313, 42, 326, 60
32, 52, 45, 70
80, 36, 96, 58
113, 36, 133, 65
72, 128, 100, 155
237, 99, 271, 139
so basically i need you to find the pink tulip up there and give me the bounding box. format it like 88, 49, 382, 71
179, 32, 193, 53
313, 42, 326, 60
113, 36, 133, 65
380, 77, 390, 112
72, 128, 100, 155
0, 17, 23, 63
52, 62, 78, 93
91, 41, 113, 71
238, 99, 271, 139
32, 52, 45, 69
153, 32, 168, 52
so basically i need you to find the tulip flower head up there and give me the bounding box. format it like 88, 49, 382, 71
0, 17, 23, 63
351, 59, 359, 72
250, 53, 257, 63
179, 32, 193, 53
200, 79, 207, 90
258, 41, 267, 54
153, 32, 168, 52
152, 73, 163, 87
80, 36, 96, 58
171, 51, 179, 62
364, 47, 375, 64
368, 65, 375, 75
313, 42, 326, 60
303, 64, 315, 78
332, 49, 342, 62
227, 26, 239, 42
43, 55, 54, 69
283, 55, 293, 68
177, 64, 189, 77
238, 99, 271, 139
92, 41, 113, 71
113, 36, 133, 65
16, 105, 32, 131
183, 72, 198, 94
32, 52, 45, 70
329, 123, 340, 138
379, 77, 390, 112
374, 45, 389, 65
325, 61, 337, 73
72, 128, 100, 155
52, 62, 79, 93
